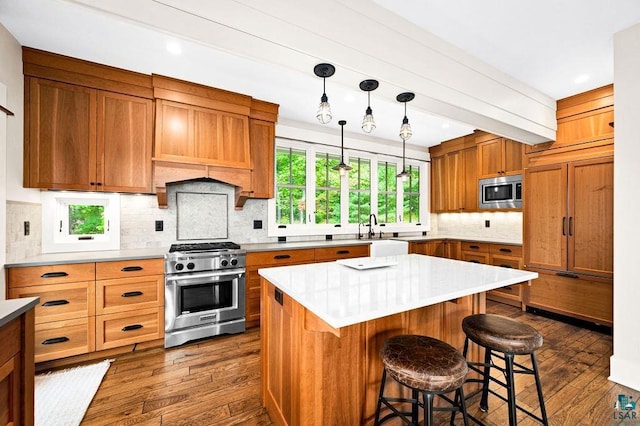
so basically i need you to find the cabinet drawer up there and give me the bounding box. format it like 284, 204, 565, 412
247, 249, 315, 266
491, 283, 522, 297
9, 282, 95, 323
34, 317, 95, 363
314, 245, 369, 261
96, 258, 164, 280
7, 263, 95, 288
490, 256, 522, 270
461, 252, 490, 264
460, 242, 489, 252
96, 275, 164, 315
490, 244, 522, 257
96, 307, 163, 350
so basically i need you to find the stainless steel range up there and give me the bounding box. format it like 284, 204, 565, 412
164, 242, 246, 348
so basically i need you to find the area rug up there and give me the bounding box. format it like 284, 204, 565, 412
35, 359, 113, 426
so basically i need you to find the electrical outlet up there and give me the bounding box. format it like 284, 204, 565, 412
253, 220, 262, 229
155, 220, 164, 232
24, 221, 30, 236
485, 220, 490, 228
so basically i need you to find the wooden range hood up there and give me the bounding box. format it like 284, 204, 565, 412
151, 75, 278, 209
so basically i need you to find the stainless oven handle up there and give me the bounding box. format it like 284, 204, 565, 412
165, 269, 245, 284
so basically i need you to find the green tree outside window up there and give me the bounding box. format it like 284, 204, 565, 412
275, 148, 307, 224
377, 162, 397, 223
315, 153, 341, 224
403, 166, 420, 222
348, 158, 371, 223
69, 205, 105, 235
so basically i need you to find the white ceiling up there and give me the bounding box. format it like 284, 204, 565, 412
1, 0, 639, 149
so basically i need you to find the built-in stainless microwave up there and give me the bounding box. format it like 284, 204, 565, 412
479, 175, 522, 209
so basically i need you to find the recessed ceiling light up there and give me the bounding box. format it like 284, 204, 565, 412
166, 41, 182, 55
574, 74, 589, 84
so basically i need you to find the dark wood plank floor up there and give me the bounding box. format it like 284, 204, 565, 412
78, 301, 631, 425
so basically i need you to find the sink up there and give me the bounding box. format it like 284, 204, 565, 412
369, 240, 409, 257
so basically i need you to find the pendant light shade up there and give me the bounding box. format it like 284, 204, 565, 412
332, 120, 352, 176
359, 79, 379, 133
397, 92, 415, 141
314, 63, 336, 125
396, 135, 409, 181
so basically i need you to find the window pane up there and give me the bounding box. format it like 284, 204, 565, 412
377, 162, 397, 223
315, 153, 341, 224
276, 148, 306, 186
403, 166, 420, 223
276, 147, 307, 225
348, 158, 371, 224
68, 205, 104, 235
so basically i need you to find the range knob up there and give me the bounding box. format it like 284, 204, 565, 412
230, 258, 238, 266
187, 262, 195, 270
175, 263, 184, 271
220, 259, 229, 267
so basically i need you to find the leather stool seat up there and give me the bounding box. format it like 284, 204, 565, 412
462, 314, 543, 354
381, 335, 468, 392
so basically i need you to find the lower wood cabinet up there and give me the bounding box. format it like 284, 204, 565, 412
409, 239, 460, 259
7, 258, 164, 363
245, 244, 370, 328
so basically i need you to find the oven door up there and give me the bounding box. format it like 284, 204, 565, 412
165, 269, 246, 332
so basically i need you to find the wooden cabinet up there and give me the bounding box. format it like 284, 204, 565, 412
431, 146, 478, 213
524, 157, 613, 278
477, 137, 524, 178
460, 242, 490, 264
245, 244, 370, 328
410, 239, 460, 259
430, 156, 446, 212
7, 258, 164, 363
23, 48, 154, 193
249, 119, 275, 198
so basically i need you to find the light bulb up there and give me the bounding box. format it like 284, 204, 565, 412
361, 106, 375, 133
339, 167, 347, 176
399, 117, 412, 141
316, 93, 332, 124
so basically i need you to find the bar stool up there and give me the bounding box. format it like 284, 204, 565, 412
374, 334, 470, 426
460, 314, 548, 426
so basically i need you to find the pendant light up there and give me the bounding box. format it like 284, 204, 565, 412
396, 136, 409, 181
314, 63, 335, 124
332, 120, 352, 176
359, 79, 379, 133
397, 92, 415, 141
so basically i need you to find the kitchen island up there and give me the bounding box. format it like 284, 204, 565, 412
259, 254, 538, 426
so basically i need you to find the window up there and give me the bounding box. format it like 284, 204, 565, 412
403, 165, 420, 222
42, 192, 120, 253
275, 147, 307, 225
348, 157, 371, 224
377, 162, 397, 223
315, 153, 341, 224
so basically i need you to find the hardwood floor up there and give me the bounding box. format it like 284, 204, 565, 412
77, 301, 630, 425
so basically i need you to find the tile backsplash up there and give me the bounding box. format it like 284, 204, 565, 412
434, 211, 522, 241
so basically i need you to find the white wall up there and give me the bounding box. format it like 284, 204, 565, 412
610, 23, 640, 391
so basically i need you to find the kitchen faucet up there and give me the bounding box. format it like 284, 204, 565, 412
368, 214, 377, 239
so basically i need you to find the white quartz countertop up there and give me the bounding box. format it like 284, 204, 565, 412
5, 247, 168, 268
0, 297, 39, 328
259, 254, 537, 329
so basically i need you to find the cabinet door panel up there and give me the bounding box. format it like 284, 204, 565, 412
98, 92, 153, 192
524, 163, 568, 271
568, 157, 613, 277
430, 156, 446, 212
477, 139, 502, 178
250, 119, 275, 198
462, 146, 478, 211
445, 151, 463, 211
155, 100, 192, 159
503, 140, 524, 174
28, 78, 96, 189
220, 113, 250, 167
193, 107, 220, 160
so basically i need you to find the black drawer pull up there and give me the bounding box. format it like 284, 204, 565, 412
469, 245, 480, 249
336, 250, 350, 254
122, 291, 143, 298
274, 254, 291, 260
499, 248, 512, 253
469, 260, 480, 263
556, 272, 580, 279
122, 324, 143, 332
41, 272, 68, 278
42, 300, 69, 307
504, 286, 513, 291
499, 264, 513, 269
121, 266, 143, 272
42, 337, 69, 345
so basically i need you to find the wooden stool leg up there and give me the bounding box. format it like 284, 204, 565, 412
479, 348, 492, 412
531, 352, 549, 426
505, 353, 517, 426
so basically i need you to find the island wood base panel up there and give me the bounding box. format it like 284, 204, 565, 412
260, 278, 485, 426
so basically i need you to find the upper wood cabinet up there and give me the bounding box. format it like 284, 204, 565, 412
249, 119, 276, 199
23, 48, 154, 193
477, 137, 524, 178
524, 157, 613, 278
154, 99, 250, 169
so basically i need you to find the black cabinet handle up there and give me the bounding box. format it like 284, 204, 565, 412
336, 250, 350, 254
556, 272, 580, 279
274, 254, 291, 260
499, 248, 512, 253
42, 300, 69, 307
469, 260, 480, 263
122, 324, 143, 332
122, 291, 143, 298
42, 337, 69, 345
121, 266, 143, 272
499, 264, 513, 268
504, 286, 513, 291
469, 245, 480, 249
275, 288, 283, 305
41, 272, 68, 278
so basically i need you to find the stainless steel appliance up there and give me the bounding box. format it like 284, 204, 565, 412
479, 174, 522, 209
164, 242, 246, 348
